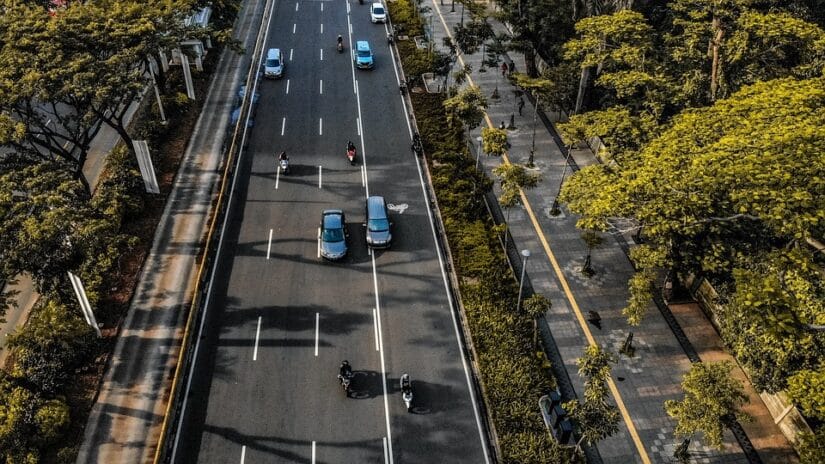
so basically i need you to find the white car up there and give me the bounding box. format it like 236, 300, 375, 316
263, 48, 284, 78
370, 3, 387, 23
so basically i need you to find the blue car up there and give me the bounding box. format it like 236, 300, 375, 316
354, 40, 374, 69
320, 210, 348, 260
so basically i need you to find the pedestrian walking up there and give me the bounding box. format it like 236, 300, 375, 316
500, 62, 507, 77
499, 121, 506, 130
518, 97, 525, 116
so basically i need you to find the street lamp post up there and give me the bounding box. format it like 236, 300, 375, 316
529, 93, 539, 167
517, 249, 531, 311
451, 0, 455, 13
475, 136, 483, 170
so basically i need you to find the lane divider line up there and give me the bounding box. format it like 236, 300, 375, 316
281, 117, 286, 136
320, 48, 323, 61
267, 229, 273, 259
311, 441, 316, 464
383, 437, 389, 464
361, 165, 366, 187
253, 316, 262, 361
286, 79, 290, 94
240, 445, 246, 464
319, 117, 323, 135
295, 2, 298, 11
317, 227, 321, 258
430, 2, 651, 462
320, 79, 323, 95
275, 162, 280, 189
293, 23, 296, 34
318, 165, 322, 189
321, 2, 324, 12
320, 23, 323, 34
315, 313, 320, 356
290, 48, 294, 61
372, 308, 379, 351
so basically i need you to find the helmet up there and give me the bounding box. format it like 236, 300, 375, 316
342, 360, 349, 366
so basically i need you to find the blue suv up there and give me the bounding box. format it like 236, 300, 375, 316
354, 41, 374, 69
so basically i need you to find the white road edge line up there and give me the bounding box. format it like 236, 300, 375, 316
281, 117, 286, 136
286, 79, 290, 94
315, 313, 320, 356
385, 10, 491, 462
373, 308, 379, 351
317, 227, 321, 258
311, 441, 316, 464
267, 229, 273, 259
346, 1, 350, 14
383, 437, 389, 464
318, 165, 322, 188
170, 0, 276, 458
253, 316, 262, 361
361, 164, 366, 187
240, 445, 246, 464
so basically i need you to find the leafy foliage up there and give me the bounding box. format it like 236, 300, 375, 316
665, 361, 750, 449
563, 345, 620, 452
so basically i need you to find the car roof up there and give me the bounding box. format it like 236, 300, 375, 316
367, 195, 386, 211
356, 41, 370, 51
322, 209, 344, 227
267, 48, 280, 58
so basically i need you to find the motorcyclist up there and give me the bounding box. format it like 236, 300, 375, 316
278, 151, 288, 161
339, 360, 352, 379
347, 140, 356, 153
401, 374, 411, 394
337, 35, 343, 47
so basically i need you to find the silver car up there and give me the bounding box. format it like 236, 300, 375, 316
320, 210, 348, 260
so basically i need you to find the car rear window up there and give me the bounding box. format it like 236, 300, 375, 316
357, 49, 371, 57
373, 6, 384, 14
368, 218, 389, 232
266, 58, 280, 67
323, 227, 344, 242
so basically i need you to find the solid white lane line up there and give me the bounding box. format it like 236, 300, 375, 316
361, 165, 366, 187
373, 308, 379, 351
315, 313, 320, 356
290, 48, 294, 60
281, 117, 286, 136
317, 227, 321, 258
321, 23, 324, 34
318, 166, 322, 188
383, 438, 389, 464
311, 442, 316, 464
319, 118, 323, 135
371, 255, 393, 464
357, 116, 361, 135
240, 445, 246, 464
346, 2, 350, 14
349, 22, 352, 34
320, 48, 324, 61
267, 229, 273, 259
320, 79, 323, 95
286, 79, 290, 94
253, 316, 262, 361
293, 23, 296, 34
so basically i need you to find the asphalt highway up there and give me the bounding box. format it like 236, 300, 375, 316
174, 1, 489, 462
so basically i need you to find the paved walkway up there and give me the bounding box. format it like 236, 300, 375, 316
425, 1, 797, 463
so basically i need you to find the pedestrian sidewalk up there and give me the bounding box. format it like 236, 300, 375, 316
425, 1, 797, 463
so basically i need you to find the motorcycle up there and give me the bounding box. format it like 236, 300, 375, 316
346, 145, 357, 165
400, 374, 413, 412
337, 41, 344, 53
279, 158, 290, 175
387, 32, 394, 45
338, 372, 353, 396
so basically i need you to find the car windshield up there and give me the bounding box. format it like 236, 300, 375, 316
357, 49, 371, 58
373, 6, 384, 14
323, 227, 344, 242
368, 218, 389, 232
266, 58, 280, 67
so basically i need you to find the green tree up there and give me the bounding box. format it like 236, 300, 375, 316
564, 344, 620, 454
787, 367, 825, 420
493, 162, 540, 251
443, 85, 488, 143
481, 126, 508, 156
523, 293, 551, 348
580, 230, 603, 277
797, 427, 825, 464
510, 72, 553, 165
665, 361, 750, 449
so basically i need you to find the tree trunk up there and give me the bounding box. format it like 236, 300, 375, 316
574, 67, 589, 114
532, 318, 538, 348
709, 16, 724, 101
